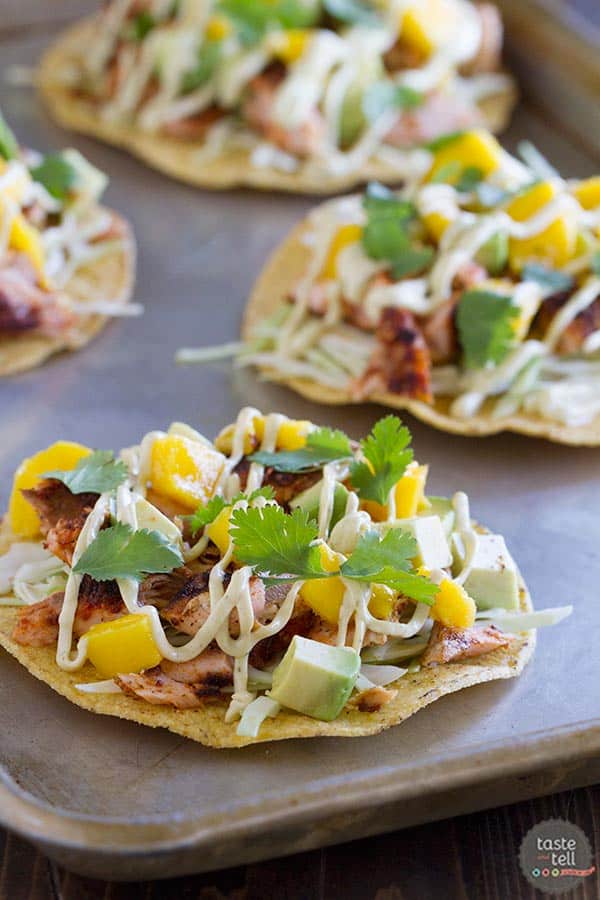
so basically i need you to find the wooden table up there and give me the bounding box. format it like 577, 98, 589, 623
1, 2, 599, 897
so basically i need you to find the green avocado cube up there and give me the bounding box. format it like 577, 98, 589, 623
269, 636, 360, 721
395, 515, 452, 569
455, 533, 519, 610
290, 480, 349, 531
421, 496, 455, 537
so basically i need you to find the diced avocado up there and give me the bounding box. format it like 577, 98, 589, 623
476, 231, 509, 276
269, 635, 360, 721
339, 85, 367, 148
395, 516, 452, 569
421, 496, 455, 537
454, 533, 519, 610
135, 497, 181, 546
290, 480, 349, 531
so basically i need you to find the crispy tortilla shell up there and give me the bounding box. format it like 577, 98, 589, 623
38, 18, 516, 195
243, 215, 600, 446
0, 519, 534, 748
0, 211, 135, 375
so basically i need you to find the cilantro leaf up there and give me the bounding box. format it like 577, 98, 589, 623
189, 496, 228, 534
360, 182, 432, 276
130, 11, 156, 40
521, 263, 575, 293
230, 505, 327, 582
592, 251, 600, 276
188, 486, 275, 535
350, 416, 413, 505
73, 523, 183, 582
390, 245, 434, 279
0, 112, 18, 161
424, 131, 465, 152
341, 529, 438, 604
456, 290, 519, 369
181, 42, 221, 93
30, 154, 76, 200
363, 182, 416, 220
44, 450, 127, 495
323, 0, 379, 26
363, 82, 423, 123
249, 427, 352, 472
455, 166, 484, 193
219, 0, 319, 45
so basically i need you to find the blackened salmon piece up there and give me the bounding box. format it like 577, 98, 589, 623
534, 290, 600, 354
138, 567, 193, 610
115, 669, 223, 709
161, 572, 266, 637
160, 648, 233, 687
352, 307, 432, 401
11, 591, 63, 647
0, 253, 74, 337
250, 608, 317, 669
421, 622, 510, 666
21, 479, 101, 565
355, 685, 397, 713
161, 106, 224, 140
234, 458, 322, 508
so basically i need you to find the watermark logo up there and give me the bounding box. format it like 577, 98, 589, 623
519, 818, 596, 895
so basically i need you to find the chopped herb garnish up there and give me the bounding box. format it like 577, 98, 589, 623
131, 11, 156, 40
590, 251, 600, 276
456, 290, 519, 369
30, 154, 76, 200
455, 166, 484, 193
189, 486, 275, 535
361, 183, 432, 276
44, 450, 127, 495
218, 0, 319, 45
249, 427, 352, 472
362, 82, 423, 123
0, 112, 18, 161
431, 163, 483, 192
350, 416, 413, 506
521, 264, 575, 293
390, 245, 435, 279
73, 523, 183, 582
181, 42, 222, 93
424, 131, 465, 153
231, 505, 436, 604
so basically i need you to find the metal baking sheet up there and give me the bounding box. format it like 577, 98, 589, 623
1, 5, 600, 881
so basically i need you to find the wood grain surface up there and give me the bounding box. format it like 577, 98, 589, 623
0, 785, 597, 898
0, 1, 598, 898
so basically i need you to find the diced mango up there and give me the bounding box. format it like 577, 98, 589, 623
150, 435, 225, 511
506, 181, 577, 272
214, 416, 311, 455
430, 578, 476, 628
401, 0, 458, 58
86, 614, 162, 678
271, 29, 311, 64
9, 213, 46, 284
573, 176, 600, 211
395, 463, 428, 519
9, 441, 91, 538
300, 543, 345, 625
427, 130, 502, 184
206, 505, 232, 556
368, 583, 396, 620
205, 14, 232, 41
423, 211, 450, 243
321, 225, 363, 280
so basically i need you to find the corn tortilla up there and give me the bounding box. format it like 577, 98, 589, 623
38, 18, 516, 196
0, 211, 135, 375
243, 215, 600, 446
0, 518, 534, 748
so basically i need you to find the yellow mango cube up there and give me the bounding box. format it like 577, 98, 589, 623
9, 440, 91, 537
150, 435, 225, 511
271, 29, 311, 64
573, 176, 600, 210
506, 181, 577, 271
401, 0, 459, 58
423, 211, 450, 243
427, 130, 502, 183
395, 463, 428, 519
321, 224, 363, 280
9, 214, 46, 284
430, 579, 476, 628
86, 614, 162, 678
206, 505, 232, 556
368, 583, 396, 620
300, 543, 345, 625
205, 15, 231, 41
276, 419, 311, 450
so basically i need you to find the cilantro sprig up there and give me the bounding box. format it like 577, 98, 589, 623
350, 416, 413, 506
188, 486, 275, 536
323, 0, 380, 26
362, 82, 423, 123
73, 523, 183, 582
456, 290, 519, 369
30, 154, 77, 201
361, 183, 434, 278
230, 505, 436, 604
521, 264, 574, 293
44, 450, 128, 495
0, 112, 18, 161
249, 427, 352, 472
